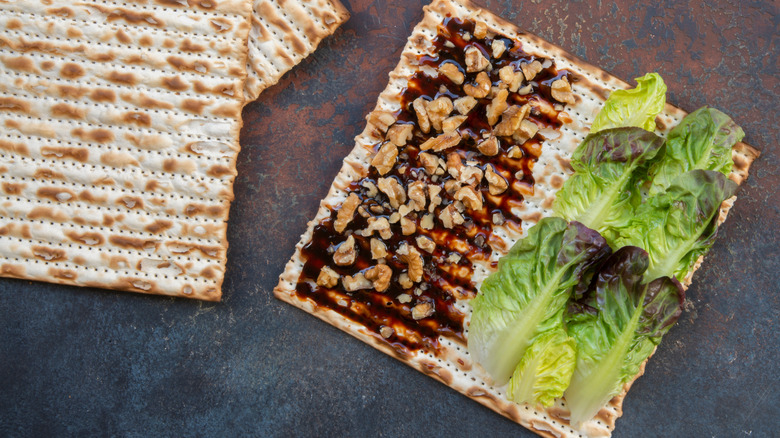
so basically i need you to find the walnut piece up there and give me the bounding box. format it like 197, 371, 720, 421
377, 177, 406, 209
427, 185, 442, 212
513, 119, 539, 144
419, 131, 461, 152
494, 104, 530, 137
485, 164, 508, 195
491, 40, 505, 58
416, 235, 436, 253
459, 165, 483, 186
397, 242, 423, 283
365, 216, 392, 240
400, 216, 416, 235
334, 193, 361, 233
426, 96, 453, 132
370, 142, 398, 176
465, 46, 490, 73
486, 89, 509, 126
476, 135, 499, 156
508, 145, 523, 159
446, 152, 464, 178
551, 76, 576, 105
439, 203, 464, 229
420, 213, 434, 230
473, 21, 488, 39
407, 181, 427, 211
498, 65, 523, 92
454, 186, 483, 211
442, 115, 467, 133
342, 272, 372, 292
444, 179, 461, 196
333, 235, 356, 266
413, 97, 431, 134
464, 71, 490, 98
365, 264, 392, 292
453, 96, 477, 115
316, 266, 339, 288
438, 62, 464, 85
418, 152, 439, 175
370, 238, 387, 259
369, 110, 396, 133
521, 60, 543, 81
397, 293, 412, 303
398, 274, 413, 290
386, 123, 414, 146
362, 180, 378, 197
411, 302, 435, 320
379, 326, 394, 338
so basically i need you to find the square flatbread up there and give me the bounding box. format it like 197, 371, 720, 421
0, 0, 253, 301
273, 0, 759, 436
244, 0, 350, 101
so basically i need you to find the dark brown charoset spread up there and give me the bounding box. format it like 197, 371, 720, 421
295, 17, 575, 356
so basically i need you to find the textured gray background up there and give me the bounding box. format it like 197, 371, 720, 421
1, 0, 778, 437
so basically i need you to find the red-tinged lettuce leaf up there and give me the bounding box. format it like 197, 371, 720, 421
564, 247, 684, 427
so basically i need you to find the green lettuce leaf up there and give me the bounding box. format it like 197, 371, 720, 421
552, 127, 665, 239
564, 247, 684, 426
468, 218, 610, 386
648, 107, 744, 196
590, 73, 667, 133
507, 320, 576, 407
615, 169, 737, 281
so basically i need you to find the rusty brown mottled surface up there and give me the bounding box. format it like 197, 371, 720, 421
0, 1, 777, 437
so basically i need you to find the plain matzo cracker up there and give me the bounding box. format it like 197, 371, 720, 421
273, 0, 759, 436
0, 0, 253, 301
244, 0, 349, 101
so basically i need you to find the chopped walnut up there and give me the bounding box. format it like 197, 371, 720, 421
476, 135, 499, 156
369, 110, 396, 133
397, 293, 412, 303
550, 76, 575, 105
362, 180, 378, 197
416, 235, 436, 253
439, 203, 465, 229
379, 326, 394, 338
465, 46, 490, 73
426, 96, 453, 132
521, 60, 543, 81
316, 266, 339, 288
513, 119, 539, 144
386, 123, 414, 146
492, 211, 506, 225
494, 104, 530, 137
407, 181, 427, 211
357, 205, 370, 218
370, 142, 398, 176
443, 179, 462, 196
486, 89, 509, 126
420, 213, 435, 230
400, 216, 416, 235
459, 165, 484, 186
438, 62, 464, 85
427, 185, 442, 212
453, 96, 477, 115
397, 242, 424, 283
446, 152, 464, 179
530, 98, 557, 118
334, 193, 361, 233
491, 40, 505, 58
464, 71, 491, 98
365, 216, 392, 240
498, 65, 523, 92
442, 115, 468, 133
485, 164, 508, 195
418, 152, 439, 175
445, 253, 462, 264
419, 131, 461, 152
342, 272, 372, 291
365, 264, 392, 292
377, 177, 406, 209
508, 145, 523, 159
413, 97, 431, 134
411, 302, 435, 320
473, 21, 488, 39
333, 235, 356, 266
454, 186, 483, 211
370, 238, 387, 259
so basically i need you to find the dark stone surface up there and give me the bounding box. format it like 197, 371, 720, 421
1, 1, 777, 437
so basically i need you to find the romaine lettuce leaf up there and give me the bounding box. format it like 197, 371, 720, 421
590, 73, 667, 133
564, 247, 684, 427
648, 107, 744, 196
508, 320, 576, 407
468, 218, 610, 386
552, 128, 665, 240
615, 169, 737, 281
